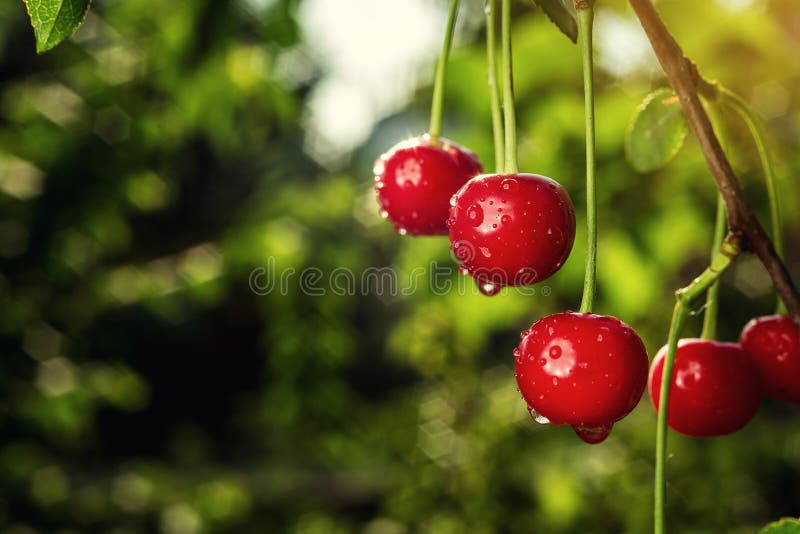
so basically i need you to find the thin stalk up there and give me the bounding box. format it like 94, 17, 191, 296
701, 195, 726, 339
500, 0, 518, 173
486, 0, 505, 173
429, 0, 461, 140
718, 86, 785, 314
654, 234, 742, 534
576, 3, 596, 313
654, 300, 688, 534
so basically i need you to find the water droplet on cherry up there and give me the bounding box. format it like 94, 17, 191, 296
478, 281, 501, 296
572, 423, 612, 444
467, 204, 484, 226
529, 406, 550, 425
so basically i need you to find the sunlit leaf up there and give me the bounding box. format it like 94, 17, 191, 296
530, 0, 578, 43
626, 88, 688, 172
760, 518, 800, 534
22, 0, 91, 53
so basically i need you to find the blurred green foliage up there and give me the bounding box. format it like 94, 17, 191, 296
0, 0, 799, 532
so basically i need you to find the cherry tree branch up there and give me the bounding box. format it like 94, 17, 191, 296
628, 0, 800, 325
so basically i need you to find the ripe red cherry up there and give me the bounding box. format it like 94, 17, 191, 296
448, 173, 575, 294
515, 312, 649, 444
740, 315, 800, 402
649, 339, 761, 437
374, 134, 483, 236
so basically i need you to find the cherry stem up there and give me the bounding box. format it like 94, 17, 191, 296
576, 2, 596, 314
429, 0, 460, 140
701, 194, 726, 340
655, 233, 742, 534
486, 0, 505, 173
500, 0, 518, 173
717, 86, 785, 314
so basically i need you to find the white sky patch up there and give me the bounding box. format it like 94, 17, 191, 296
714, 0, 757, 12
594, 9, 659, 79
299, 0, 446, 164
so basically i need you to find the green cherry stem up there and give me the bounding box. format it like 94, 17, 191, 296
701, 194, 726, 340
576, 2, 596, 313
429, 0, 461, 140
718, 86, 785, 314
654, 233, 742, 534
500, 0, 518, 173
486, 0, 505, 173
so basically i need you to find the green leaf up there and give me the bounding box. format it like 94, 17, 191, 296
625, 88, 688, 173
530, 0, 578, 43
22, 0, 92, 54
760, 518, 800, 534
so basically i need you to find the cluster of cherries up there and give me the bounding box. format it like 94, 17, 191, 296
373, 133, 647, 443
650, 315, 800, 437
373, 133, 800, 444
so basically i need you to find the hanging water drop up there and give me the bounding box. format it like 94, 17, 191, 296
572, 423, 612, 444
478, 281, 501, 296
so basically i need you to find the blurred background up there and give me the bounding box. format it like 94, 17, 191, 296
0, 0, 799, 532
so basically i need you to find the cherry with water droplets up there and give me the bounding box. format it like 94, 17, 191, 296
515, 312, 649, 444
648, 338, 761, 437
740, 315, 800, 402
448, 173, 575, 293
374, 135, 483, 236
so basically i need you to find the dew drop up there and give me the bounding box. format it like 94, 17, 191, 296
411, 211, 418, 219
549, 346, 562, 359
379, 209, 389, 219
519, 328, 530, 339
551, 377, 559, 386
501, 214, 512, 225
547, 326, 555, 336
578, 361, 589, 369
447, 216, 456, 227
501, 177, 519, 193
492, 223, 498, 229
467, 204, 484, 226
480, 246, 492, 258
529, 406, 550, 425
573, 423, 612, 444
373, 159, 385, 175
536, 358, 546, 366
458, 265, 469, 276
450, 195, 457, 207
398, 227, 408, 235
596, 334, 604, 342
478, 281, 501, 296
513, 348, 521, 359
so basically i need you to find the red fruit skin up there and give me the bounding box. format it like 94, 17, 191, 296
374, 135, 483, 236
515, 312, 649, 428
649, 339, 761, 437
740, 315, 800, 402
448, 173, 575, 289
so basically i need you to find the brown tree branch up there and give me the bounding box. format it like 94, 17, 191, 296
628, 0, 800, 326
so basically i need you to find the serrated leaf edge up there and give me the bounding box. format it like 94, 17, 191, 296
625, 88, 689, 173
22, 0, 93, 54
